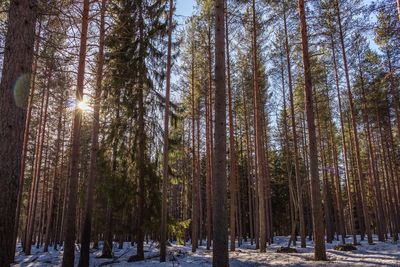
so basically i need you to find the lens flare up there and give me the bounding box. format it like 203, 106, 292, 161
13, 73, 31, 109
77, 100, 90, 111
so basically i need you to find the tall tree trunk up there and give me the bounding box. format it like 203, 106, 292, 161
190, 31, 199, 253
78, 0, 106, 265
226, 5, 237, 252
330, 34, 357, 244
44, 97, 64, 252
205, 25, 214, 251
251, 0, 267, 252
0, 0, 37, 265
25, 63, 52, 254
212, 0, 228, 266
283, 7, 306, 248
335, 0, 372, 244
297, 0, 326, 260
15, 20, 42, 253
160, 0, 174, 262
62, 0, 90, 265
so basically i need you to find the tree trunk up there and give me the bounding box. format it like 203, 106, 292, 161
251, 0, 267, 252
283, 7, 306, 248
212, 0, 228, 265
205, 24, 214, 251
25, 63, 52, 254
44, 97, 64, 252
78, 0, 106, 265
191, 31, 199, 253
297, 0, 326, 260
335, 0, 372, 244
226, 5, 237, 252
160, 0, 174, 262
0, 0, 37, 265
62, 0, 90, 265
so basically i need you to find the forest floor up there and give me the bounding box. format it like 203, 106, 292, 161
13, 235, 400, 266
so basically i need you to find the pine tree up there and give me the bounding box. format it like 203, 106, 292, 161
297, 0, 327, 260
0, 0, 37, 265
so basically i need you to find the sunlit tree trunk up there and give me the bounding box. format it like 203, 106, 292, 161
62, 0, 90, 265
298, 0, 326, 260
160, 0, 174, 262
283, 7, 306, 248
78, 0, 106, 265
335, 0, 372, 244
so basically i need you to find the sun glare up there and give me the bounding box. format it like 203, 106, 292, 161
77, 99, 91, 112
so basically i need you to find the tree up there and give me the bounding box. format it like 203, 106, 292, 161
78, 0, 106, 266
212, 0, 228, 266
297, 0, 326, 261
160, 0, 174, 262
0, 0, 37, 265
62, 0, 90, 265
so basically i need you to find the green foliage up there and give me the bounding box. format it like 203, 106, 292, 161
168, 219, 191, 245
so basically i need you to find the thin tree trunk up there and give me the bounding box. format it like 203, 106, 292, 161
44, 97, 64, 252
78, 0, 106, 265
191, 32, 199, 253
62, 0, 90, 265
206, 25, 214, 251
25, 64, 52, 254
297, 0, 326, 260
251, 0, 267, 252
330, 33, 357, 245
283, 7, 306, 248
226, 5, 237, 252
335, 0, 372, 244
160, 0, 173, 262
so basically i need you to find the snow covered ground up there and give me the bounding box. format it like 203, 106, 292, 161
13, 235, 400, 266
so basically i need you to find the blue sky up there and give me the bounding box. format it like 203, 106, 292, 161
176, 0, 196, 18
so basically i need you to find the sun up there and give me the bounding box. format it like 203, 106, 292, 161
77, 99, 91, 112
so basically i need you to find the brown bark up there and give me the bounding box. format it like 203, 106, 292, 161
335, 0, 372, 244
212, 0, 228, 265
44, 97, 64, 252
330, 34, 357, 244
226, 5, 237, 252
397, 0, 400, 21
160, 0, 174, 262
190, 30, 199, 252
62, 0, 90, 265
15, 20, 42, 253
205, 25, 214, 251
0, 0, 37, 265
251, 0, 267, 252
283, 7, 306, 248
78, 0, 106, 265
297, 0, 326, 260
25, 63, 52, 254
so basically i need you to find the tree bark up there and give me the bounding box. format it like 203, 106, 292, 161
62, 0, 90, 265
297, 0, 326, 260
226, 4, 237, 252
335, 0, 372, 244
283, 7, 306, 248
78, 0, 106, 265
212, 0, 228, 266
251, 0, 267, 252
0, 0, 37, 265
160, 0, 174, 262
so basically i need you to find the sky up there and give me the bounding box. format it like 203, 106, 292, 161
176, 0, 196, 19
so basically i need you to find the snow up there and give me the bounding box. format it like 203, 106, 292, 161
13, 235, 400, 266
